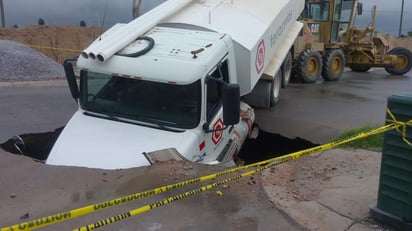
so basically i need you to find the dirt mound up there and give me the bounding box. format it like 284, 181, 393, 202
1, 25, 411, 65
0, 25, 103, 64
262, 149, 387, 230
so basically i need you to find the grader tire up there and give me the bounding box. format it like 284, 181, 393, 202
349, 64, 371, 72
385, 47, 412, 75
322, 49, 345, 81
295, 49, 322, 83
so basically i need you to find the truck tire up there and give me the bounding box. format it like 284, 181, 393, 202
295, 49, 322, 83
281, 51, 292, 88
385, 47, 412, 75
270, 70, 282, 107
349, 64, 371, 72
322, 49, 345, 81
243, 71, 281, 109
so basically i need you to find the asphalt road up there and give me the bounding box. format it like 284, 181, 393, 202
1, 68, 411, 145
0, 81, 77, 143
256, 68, 412, 143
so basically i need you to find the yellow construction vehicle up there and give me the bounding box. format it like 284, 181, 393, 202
293, 0, 412, 83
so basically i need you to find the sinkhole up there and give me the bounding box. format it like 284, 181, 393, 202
238, 130, 318, 165
0, 127, 64, 162
0, 127, 318, 164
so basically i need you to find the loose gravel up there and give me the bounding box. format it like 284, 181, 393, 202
0, 40, 65, 82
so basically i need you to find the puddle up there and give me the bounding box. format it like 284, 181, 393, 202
1, 127, 317, 165
238, 130, 318, 165
0, 127, 64, 162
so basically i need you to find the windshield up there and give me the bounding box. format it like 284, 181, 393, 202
302, 2, 330, 21
80, 71, 201, 129
333, 0, 353, 21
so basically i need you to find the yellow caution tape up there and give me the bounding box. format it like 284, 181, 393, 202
28, 44, 82, 52
386, 108, 412, 146
73, 120, 412, 231
73, 160, 286, 231
0, 156, 290, 230
2, 118, 411, 231
14, 43, 82, 53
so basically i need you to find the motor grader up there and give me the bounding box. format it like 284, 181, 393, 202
293, 0, 412, 83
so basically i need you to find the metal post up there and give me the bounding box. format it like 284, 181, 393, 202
399, 0, 404, 37
0, 0, 5, 28
133, 0, 141, 19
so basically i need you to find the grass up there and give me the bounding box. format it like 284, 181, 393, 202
334, 125, 384, 152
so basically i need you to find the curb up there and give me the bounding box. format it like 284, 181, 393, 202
0, 79, 67, 87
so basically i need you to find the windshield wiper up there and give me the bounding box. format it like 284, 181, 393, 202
83, 111, 184, 133
122, 113, 184, 132
84, 110, 131, 123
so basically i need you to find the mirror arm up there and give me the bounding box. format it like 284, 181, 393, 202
205, 76, 227, 86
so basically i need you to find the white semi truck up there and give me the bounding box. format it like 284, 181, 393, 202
47, 0, 304, 169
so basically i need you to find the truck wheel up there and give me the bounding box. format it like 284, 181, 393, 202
349, 64, 371, 72
243, 71, 281, 109
270, 70, 282, 107
385, 47, 412, 75
322, 49, 345, 81
281, 51, 292, 88
295, 49, 322, 83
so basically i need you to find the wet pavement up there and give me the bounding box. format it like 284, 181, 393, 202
0, 80, 76, 143
256, 68, 412, 143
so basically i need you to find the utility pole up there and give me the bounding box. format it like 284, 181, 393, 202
0, 0, 5, 28
133, 0, 141, 19
399, 0, 404, 37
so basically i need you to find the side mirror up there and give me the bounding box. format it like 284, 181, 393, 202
357, 2, 363, 15
223, 84, 240, 126
63, 59, 79, 100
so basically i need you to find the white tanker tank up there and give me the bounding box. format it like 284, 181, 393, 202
47, 0, 304, 169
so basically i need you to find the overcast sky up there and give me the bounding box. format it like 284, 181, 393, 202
1, 0, 411, 36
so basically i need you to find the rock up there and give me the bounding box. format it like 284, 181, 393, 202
0, 40, 64, 82
20, 212, 29, 220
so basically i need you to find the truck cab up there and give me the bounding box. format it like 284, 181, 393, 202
47, 26, 248, 169
301, 0, 356, 44
47, 0, 304, 169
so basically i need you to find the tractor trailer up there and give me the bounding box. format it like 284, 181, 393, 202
47, 0, 304, 169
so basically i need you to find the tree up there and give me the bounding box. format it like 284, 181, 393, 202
80, 20, 86, 27
38, 18, 45, 25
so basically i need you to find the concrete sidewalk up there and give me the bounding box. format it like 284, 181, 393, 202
262, 148, 394, 231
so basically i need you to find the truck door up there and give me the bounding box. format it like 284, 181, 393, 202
203, 60, 234, 163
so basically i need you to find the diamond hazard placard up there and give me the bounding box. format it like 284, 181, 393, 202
212, 118, 224, 145
255, 40, 265, 74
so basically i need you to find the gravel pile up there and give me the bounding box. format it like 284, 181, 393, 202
0, 40, 65, 81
